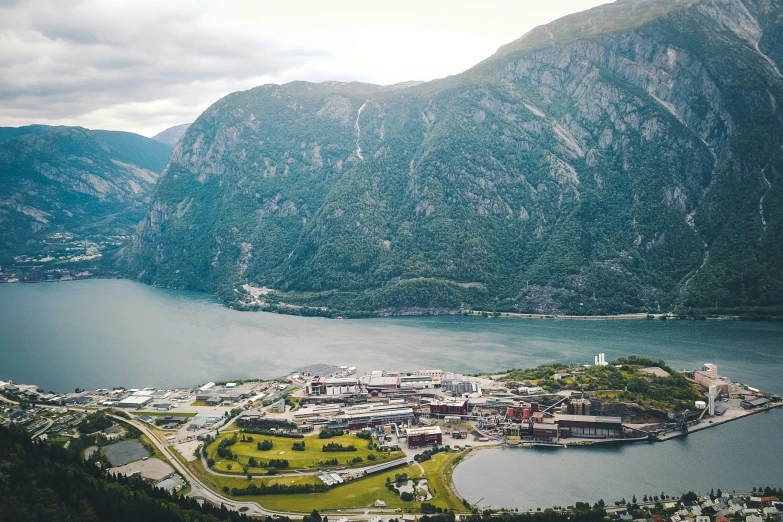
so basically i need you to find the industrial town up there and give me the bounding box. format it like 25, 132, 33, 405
1, 355, 781, 519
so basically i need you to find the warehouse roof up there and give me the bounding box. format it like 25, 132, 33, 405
406, 426, 441, 436
554, 414, 622, 424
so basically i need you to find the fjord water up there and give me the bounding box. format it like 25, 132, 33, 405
1, 280, 781, 504
452, 410, 783, 509
1, 279, 782, 393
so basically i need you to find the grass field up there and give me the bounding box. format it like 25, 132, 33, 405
186, 440, 467, 513
207, 432, 405, 473
190, 401, 208, 407
242, 451, 468, 513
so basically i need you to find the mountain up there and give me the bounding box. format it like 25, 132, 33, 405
152, 123, 191, 147
0, 125, 172, 265
124, 0, 783, 318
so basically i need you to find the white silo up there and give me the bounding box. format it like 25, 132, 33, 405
709, 384, 717, 416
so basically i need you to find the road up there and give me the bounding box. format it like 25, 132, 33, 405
32, 418, 54, 439
109, 414, 277, 518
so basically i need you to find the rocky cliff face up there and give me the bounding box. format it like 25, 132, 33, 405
125, 0, 783, 316
0, 126, 171, 264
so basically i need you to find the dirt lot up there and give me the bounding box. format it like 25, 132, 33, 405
174, 439, 202, 462
109, 457, 174, 481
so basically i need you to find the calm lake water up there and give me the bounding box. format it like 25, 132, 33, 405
2, 279, 782, 393
1, 279, 781, 503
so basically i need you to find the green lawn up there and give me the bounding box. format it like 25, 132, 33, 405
190, 401, 208, 407
207, 432, 404, 473
185, 445, 467, 513
419, 452, 467, 512
243, 463, 422, 512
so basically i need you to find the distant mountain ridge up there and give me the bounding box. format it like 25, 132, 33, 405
124, 0, 783, 318
152, 123, 191, 147
0, 125, 172, 265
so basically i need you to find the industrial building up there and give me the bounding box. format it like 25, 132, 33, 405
399, 375, 434, 389
117, 396, 152, 408
405, 425, 443, 448
365, 375, 400, 393
305, 377, 360, 396
532, 423, 559, 442
441, 373, 480, 395
413, 370, 443, 386
506, 401, 540, 420
195, 388, 246, 404
335, 403, 413, 429
430, 399, 469, 416
554, 414, 623, 438
741, 397, 769, 410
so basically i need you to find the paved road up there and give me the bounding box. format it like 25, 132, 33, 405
109, 414, 276, 518
32, 418, 54, 439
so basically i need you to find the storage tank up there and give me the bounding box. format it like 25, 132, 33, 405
695, 400, 707, 409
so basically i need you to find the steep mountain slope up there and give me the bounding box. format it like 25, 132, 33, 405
0, 125, 172, 265
152, 123, 191, 147
125, 0, 783, 317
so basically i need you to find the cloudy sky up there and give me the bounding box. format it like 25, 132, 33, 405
0, 0, 612, 137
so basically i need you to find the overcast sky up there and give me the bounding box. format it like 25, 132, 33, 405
0, 0, 612, 137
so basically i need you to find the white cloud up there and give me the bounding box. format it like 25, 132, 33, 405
0, 0, 612, 136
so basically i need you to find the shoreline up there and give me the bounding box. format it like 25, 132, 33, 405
5, 277, 779, 322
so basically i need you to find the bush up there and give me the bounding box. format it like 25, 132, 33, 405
318, 428, 345, 439
257, 440, 274, 451
322, 443, 356, 452
356, 431, 372, 440
267, 459, 289, 469
401, 492, 414, 501
292, 441, 306, 451
367, 454, 377, 461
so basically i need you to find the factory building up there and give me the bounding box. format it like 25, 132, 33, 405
741, 397, 769, 410
195, 388, 246, 404
365, 375, 400, 393
305, 377, 360, 396
568, 398, 591, 416
430, 399, 469, 416
506, 402, 539, 420
399, 375, 434, 389
335, 403, 414, 429
693, 373, 729, 397
413, 370, 443, 386
441, 373, 479, 395
117, 396, 152, 408
405, 425, 443, 448
532, 423, 559, 442
554, 414, 623, 439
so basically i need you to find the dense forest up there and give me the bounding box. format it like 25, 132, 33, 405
0, 424, 258, 522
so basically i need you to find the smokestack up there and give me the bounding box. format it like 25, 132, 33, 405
709, 384, 717, 416
595, 355, 599, 366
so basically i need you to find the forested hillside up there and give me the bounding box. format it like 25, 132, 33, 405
0, 424, 250, 522
124, 0, 783, 318
0, 125, 171, 265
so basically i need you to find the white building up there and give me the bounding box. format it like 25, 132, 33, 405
118, 396, 152, 408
